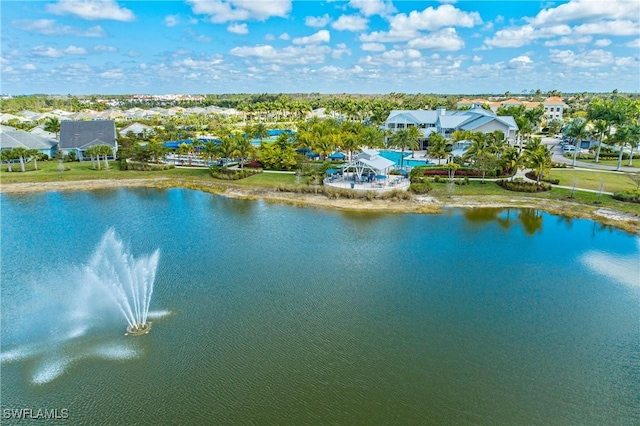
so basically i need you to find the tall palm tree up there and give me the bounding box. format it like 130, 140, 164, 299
1, 149, 16, 172
86, 145, 99, 169
232, 135, 254, 169
216, 137, 236, 164
26, 149, 40, 170
625, 123, 640, 167
11, 147, 29, 172
200, 141, 219, 165
524, 144, 552, 185
427, 133, 448, 165
99, 145, 112, 170
501, 146, 523, 181
565, 117, 589, 167
252, 122, 269, 142
44, 117, 61, 139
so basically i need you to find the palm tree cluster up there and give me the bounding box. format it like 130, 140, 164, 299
1, 147, 42, 172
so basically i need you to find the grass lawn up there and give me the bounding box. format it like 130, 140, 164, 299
231, 172, 309, 187
548, 169, 637, 192
561, 154, 640, 168
0, 160, 210, 183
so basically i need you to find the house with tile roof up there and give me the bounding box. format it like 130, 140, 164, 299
456, 97, 568, 121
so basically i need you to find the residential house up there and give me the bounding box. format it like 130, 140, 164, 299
0, 125, 58, 158
120, 122, 155, 138
456, 96, 569, 121
59, 120, 117, 160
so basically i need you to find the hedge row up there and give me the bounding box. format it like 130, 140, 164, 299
612, 190, 640, 204
496, 179, 551, 192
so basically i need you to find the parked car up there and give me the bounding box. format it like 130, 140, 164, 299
563, 145, 575, 152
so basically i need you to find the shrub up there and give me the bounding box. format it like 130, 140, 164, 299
525, 172, 560, 185
123, 161, 175, 171
612, 190, 640, 204
209, 165, 262, 180
410, 182, 432, 194
496, 179, 551, 192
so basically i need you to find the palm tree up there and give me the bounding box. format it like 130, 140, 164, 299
1, 149, 16, 172
427, 133, 448, 165
524, 144, 552, 185
200, 141, 219, 165
26, 149, 40, 170
390, 128, 419, 169
252, 122, 269, 142
98, 145, 112, 170
232, 135, 254, 169
625, 123, 640, 167
86, 145, 99, 169
501, 146, 523, 181
216, 137, 236, 164
565, 117, 589, 167
44, 117, 61, 139
12, 147, 29, 172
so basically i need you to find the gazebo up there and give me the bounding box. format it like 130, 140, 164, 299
324, 149, 410, 192
342, 149, 394, 180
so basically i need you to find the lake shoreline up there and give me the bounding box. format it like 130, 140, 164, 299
2, 178, 638, 234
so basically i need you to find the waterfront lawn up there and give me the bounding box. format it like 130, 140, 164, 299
0, 160, 210, 183
584, 158, 639, 168
427, 180, 640, 215
548, 170, 637, 192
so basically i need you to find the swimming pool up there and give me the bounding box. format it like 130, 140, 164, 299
379, 150, 434, 168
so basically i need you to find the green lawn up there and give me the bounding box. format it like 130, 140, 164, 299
548, 169, 637, 192
0, 160, 210, 183
561, 154, 640, 168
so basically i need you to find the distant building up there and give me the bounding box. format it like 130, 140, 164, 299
120, 122, 155, 138
59, 120, 117, 160
456, 97, 569, 121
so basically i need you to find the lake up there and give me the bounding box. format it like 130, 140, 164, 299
1, 188, 638, 424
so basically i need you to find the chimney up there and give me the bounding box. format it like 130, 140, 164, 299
436, 106, 446, 116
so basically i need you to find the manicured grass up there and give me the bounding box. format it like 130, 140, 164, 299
561, 154, 640, 168
584, 158, 640, 168
548, 169, 637, 192
0, 160, 210, 183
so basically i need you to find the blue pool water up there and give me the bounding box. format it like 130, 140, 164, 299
379, 150, 434, 167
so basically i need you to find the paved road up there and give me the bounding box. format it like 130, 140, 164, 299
541, 137, 637, 173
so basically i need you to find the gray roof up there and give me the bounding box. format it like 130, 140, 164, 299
59, 120, 116, 149
0, 125, 58, 150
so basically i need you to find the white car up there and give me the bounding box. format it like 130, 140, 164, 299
563, 145, 575, 152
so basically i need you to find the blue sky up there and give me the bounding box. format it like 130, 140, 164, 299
2, 0, 639, 95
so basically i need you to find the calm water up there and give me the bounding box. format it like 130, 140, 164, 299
1, 188, 639, 425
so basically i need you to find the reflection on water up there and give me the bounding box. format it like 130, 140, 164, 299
463, 207, 543, 234
1, 189, 638, 425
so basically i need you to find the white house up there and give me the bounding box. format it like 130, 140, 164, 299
120, 122, 155, 138
384, 107, 518, 149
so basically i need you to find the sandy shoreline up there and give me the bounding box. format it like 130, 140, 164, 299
2, 178, 639, 233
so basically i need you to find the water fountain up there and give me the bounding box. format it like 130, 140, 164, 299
86, 229, 159, 336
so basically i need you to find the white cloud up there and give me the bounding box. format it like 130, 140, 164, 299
626, 38, 640, 48
264, 33, 275, 41
614, 56, 638, 67
472, 55, 482, 63
23, 64, 37, 70
164, 15, 179, 27
174, 56, 224, 70
187, 0, 291, 23
361, 43, 386, 52
544, 35, 592, 47
574, 20, 639, 36
279, 33, 290, 40
389, 4, 482, 33
227, 23, 248, 34
406, 27, 465, 51
31, 46, 64, 58
127, 51, 140, 57
331, 15, 368, 32
305, 14, 330, 28
594, 39, 611, 47
483, 24, 572, 48
93, 45, 117, 52
348, 0, 396, 17
230, 44, 331, 65
11, 19, 106, 37
63, 45, 87, 55
100, 68, 125, 79
47, 0, 135, 22
508, 55, 533, 69
332, 43, 352, 59
548, 48, 614, 68
527, 0, 639, 26
292, 30, 330, 45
